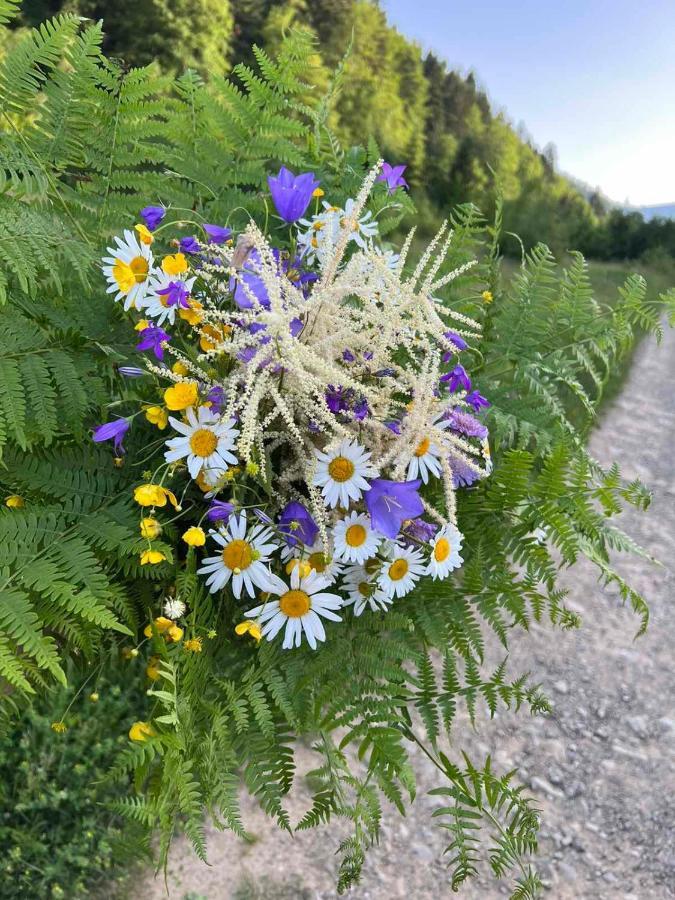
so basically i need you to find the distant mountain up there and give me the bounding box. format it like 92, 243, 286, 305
633, 203, 675, 221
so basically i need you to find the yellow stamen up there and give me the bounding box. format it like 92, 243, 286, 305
222, 540, 253, 571
328, 456, 355, 483
414, 437, 430, 457
279, 589, 311, 618
388, 559, 409, 581
189, 428, 218, 458
434, 538, 450, 562
345, 523, 367, 547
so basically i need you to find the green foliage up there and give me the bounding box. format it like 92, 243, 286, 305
0, 662, 149, 899
0, 12, 671, 900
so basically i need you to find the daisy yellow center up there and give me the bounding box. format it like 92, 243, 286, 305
328, 456, 355, 483
279, 589, 311, 618
415, 437, 430, 457
222, 540, 253, 571
388, 558, 409, 581
358, 581, 374, 598
189, 428, 218, 457
345, 524, 367, 547
434, 538, 450, 562
308, 551, 327, 573
113, 256, 149, 293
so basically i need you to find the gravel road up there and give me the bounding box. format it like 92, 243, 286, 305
141, 323, 675, 900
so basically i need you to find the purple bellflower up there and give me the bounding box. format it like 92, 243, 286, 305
441, 364, 471, 392
377, 162, 409, 194
268, 167, 320, 223
365, 478, 424, 539
157, 280, 190, 309
92, 418, 129, 454
136, 325, 171, 360
140, 205, 165, 231
402, 517, 438, 546
465, 390, 490, 412
278, 501, 319, 548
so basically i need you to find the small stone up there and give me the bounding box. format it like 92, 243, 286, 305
625, 715, 649, 739
553, 680, 569, 695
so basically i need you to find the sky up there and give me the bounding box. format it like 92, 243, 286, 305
382, 0, 675, 206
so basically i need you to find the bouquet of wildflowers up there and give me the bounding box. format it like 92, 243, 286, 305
97, 161, 492, 655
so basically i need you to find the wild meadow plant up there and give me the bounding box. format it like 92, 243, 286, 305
0, 3, 673, 896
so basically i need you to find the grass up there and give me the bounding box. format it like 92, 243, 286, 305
500, 255, 675, 416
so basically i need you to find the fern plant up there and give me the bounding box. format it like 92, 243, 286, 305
0, 9, 673, 899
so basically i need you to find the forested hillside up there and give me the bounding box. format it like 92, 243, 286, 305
11, 0, 674, 260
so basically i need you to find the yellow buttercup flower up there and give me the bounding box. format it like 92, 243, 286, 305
140, 517, 161, 539
129, 721, 155, 742
134, 223, 154, 245
178, 298, 204, 325
184, 637, 203, 653
200, 324, 231, 352
235, 621, 262, 642
482, 290, 493, 304
312, 187, 325, 198
164, 381, 198, 411
145, 406, 168, 429
134, 319, 150, 331
140, 549, 166, 565
162, 252, 188, 275
182, 526, 206, 547
172, 361, 189, 376
5, 495, 24, 509
133, 484, 179, 509
286, 559, 312, 578
143, 616, 183, 642
51, 721, 67, 734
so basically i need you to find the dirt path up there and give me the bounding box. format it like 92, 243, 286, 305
141, 324, 675, 900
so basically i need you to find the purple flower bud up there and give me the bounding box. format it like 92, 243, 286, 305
205, 385, 225, 415
179, 236, 201, 254
342, 349, 355, 362
206, 500, 235, 523
92, 417, 129, 454
402, 517, 438, 546
385, 420, 402, 435
204, 224, 232, 245
353, 398, 370, 421
268, 167, 320, 223
140, 205, 165, 231
444, 330, 468, 352
117, 366, 146, 378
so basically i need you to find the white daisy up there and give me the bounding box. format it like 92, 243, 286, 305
164, 406, 238, 481
313, 438, 379, 509
378, 542, 426, 599
140, 271, 197, 325
340, 198, 379, 249
245, 566, 343, 650
406, 413, 453, 485
197, 511, 278, 599
342, 564, 392, 616
332, 511, 381, 564
427, 523, 464, 580
297, 206, 341, 265
281, 538, 344, 585
102, 229, 154, 310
